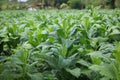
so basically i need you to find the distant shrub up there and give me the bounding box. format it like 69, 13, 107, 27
104, 0, 112, 5
60, 3, 69, 9
68, 0, 85, 9
1, 5, 7, 10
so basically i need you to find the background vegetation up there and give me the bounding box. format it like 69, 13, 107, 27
0, 0, 120, 10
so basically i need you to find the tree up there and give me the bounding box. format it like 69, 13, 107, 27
110, 0, 115, 8
105, 0, 116, 8
115, 0, 120, 8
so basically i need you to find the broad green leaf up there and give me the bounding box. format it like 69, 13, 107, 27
66, 68, 81, 78
77, 59, 91, 67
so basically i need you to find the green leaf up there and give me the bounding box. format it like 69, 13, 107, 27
66, 68, 81, 78
29, 73, 43, 80
77, 59, 91, 67
61, 45, 67, 58
57, 29, 66, 38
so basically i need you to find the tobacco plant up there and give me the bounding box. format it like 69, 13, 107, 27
0, 9, 120, 80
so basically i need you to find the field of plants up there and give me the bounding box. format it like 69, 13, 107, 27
0, 9, 120, 80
